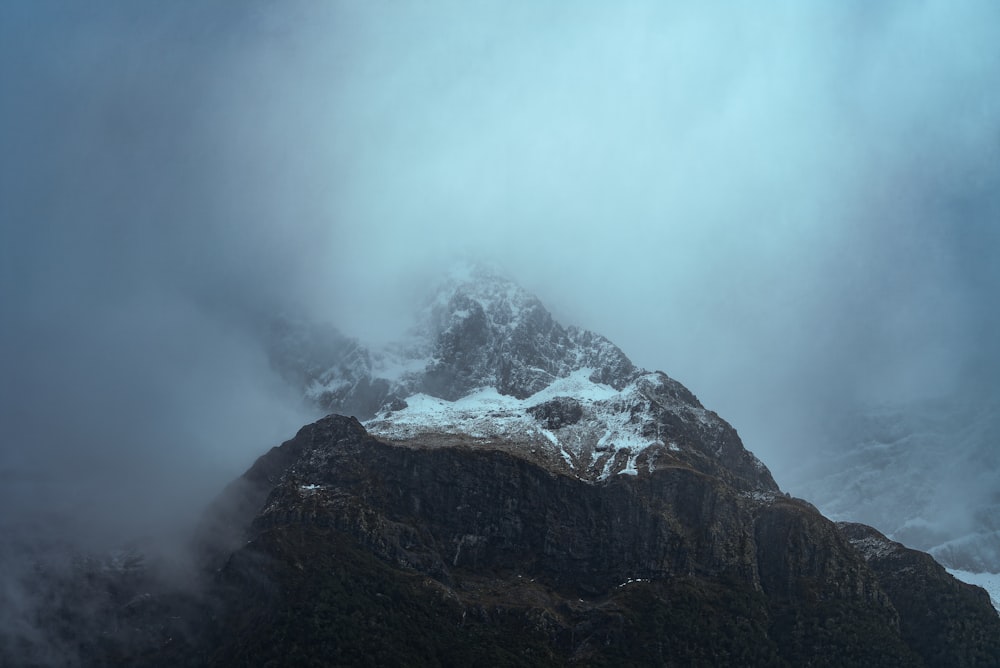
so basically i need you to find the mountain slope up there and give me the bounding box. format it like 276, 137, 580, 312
180, 414, 996, 666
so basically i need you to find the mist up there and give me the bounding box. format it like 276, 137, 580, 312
2, 0, 999, 656
224, 0, 1000, 471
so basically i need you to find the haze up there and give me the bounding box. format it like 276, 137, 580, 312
2, 0, 999, 576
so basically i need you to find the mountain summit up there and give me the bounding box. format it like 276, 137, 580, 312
269, 263, 639, 414
271, 265, 775, 490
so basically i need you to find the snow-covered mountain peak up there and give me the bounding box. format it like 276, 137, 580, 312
425, 268, 542, 338
267, 266, 775, 489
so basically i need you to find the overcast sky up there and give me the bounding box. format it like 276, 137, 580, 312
2, 0, 1000, 546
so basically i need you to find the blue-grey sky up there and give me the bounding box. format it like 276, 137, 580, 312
2, 0, 999, 543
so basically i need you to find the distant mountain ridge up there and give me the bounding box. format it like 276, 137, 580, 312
786, 395, 1000, 599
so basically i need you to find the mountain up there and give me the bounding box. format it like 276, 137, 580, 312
220, 264, 996, 665
7, 266, 999, 666
185, 413, 998, 666
784, 396, 1000, 604
268, 265, 773, 489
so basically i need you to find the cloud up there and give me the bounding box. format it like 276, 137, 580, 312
2, 0, 999, 563
241, 0, 1000, 467
1, 2, 999, 661
0, 1, 320, 541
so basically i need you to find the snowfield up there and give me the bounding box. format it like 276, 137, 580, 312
364, 368, 666, 479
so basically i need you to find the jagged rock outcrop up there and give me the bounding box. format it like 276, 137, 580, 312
421, 279, 637, 400
527, 396, 583, 429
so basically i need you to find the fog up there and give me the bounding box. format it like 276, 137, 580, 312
232, 0, 1000, 467
2, 0, 999, 651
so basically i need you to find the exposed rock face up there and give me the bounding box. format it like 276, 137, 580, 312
158, 415, 997, 666
527, 396, 583, 429
421, 283, 637, 401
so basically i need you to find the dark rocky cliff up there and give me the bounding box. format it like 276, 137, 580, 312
152, 415, 998, 667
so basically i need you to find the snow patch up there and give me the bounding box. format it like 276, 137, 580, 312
365, 368, 663, 478
617, 577, 650, 588
848, 534, 899, 560
621, 454, 638, 476
742, 490, 778, 504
